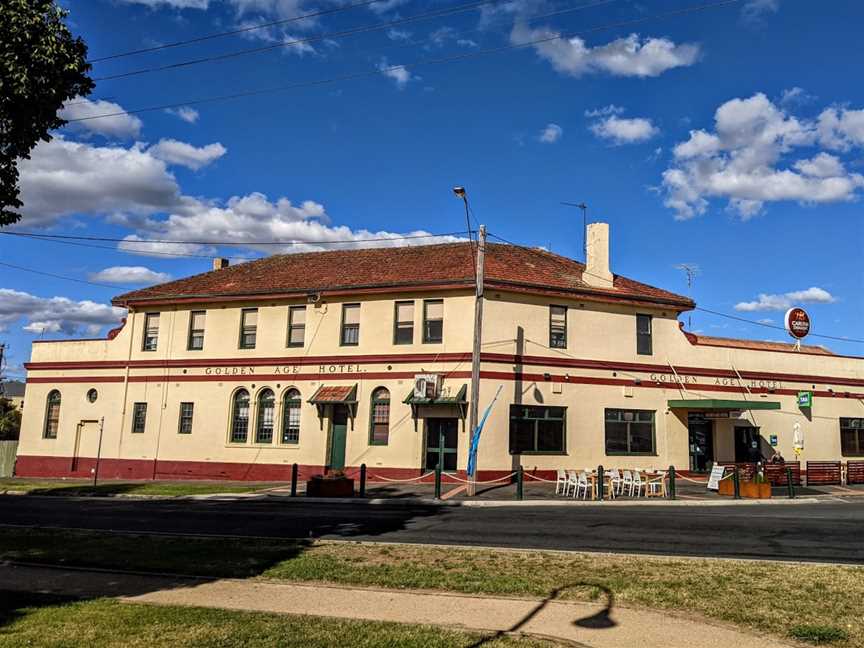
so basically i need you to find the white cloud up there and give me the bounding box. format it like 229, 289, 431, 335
59, 97, 143, 139
734, 286, 837, 312
741, 0, 779, 23
148, 139, 227, 170
387, 28, 411, 41
89, 266, 172, 285
589, 115, 659, 145
377, 58, 415, 89
119, 0, 209, 7
512, 24, 700, 78
0, 289, 125, 336
165, 106, 200, 123
585, 105, 624, 118
662, 93, 864, 219
538, 123, 563, 143
779, 86, 815, 107
457, 39, 478, 48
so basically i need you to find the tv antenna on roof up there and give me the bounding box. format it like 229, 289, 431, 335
561, 202, 588, 261
674, 263, 700, 330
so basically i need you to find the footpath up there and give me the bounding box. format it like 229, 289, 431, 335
0, 563, 794, 648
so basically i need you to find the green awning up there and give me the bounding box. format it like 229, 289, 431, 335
668, 399, 781, 411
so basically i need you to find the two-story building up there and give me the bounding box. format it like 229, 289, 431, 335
15, 223, 864, 481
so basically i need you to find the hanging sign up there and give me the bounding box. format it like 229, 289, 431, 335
784, 307, 811, 339
797, 391, 813, 408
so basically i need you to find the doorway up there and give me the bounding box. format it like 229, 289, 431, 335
734, 426, 763, 463
424, 418, 458, 472
687, 414, 714, 472
328, 405, 349, 471
71, 419, 100, 473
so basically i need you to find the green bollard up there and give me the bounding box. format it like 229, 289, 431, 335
786, 466, 795, 499
597, 465, 604, 501
290, 463, 298, 497
733, 466, 741, 499
668, 465, 676, 500
516, 466, 523, 501
359, 463, 367, 498
434, 463, 442, 500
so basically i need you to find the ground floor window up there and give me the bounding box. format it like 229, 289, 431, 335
231, 389, 250, 443
178, 402, 194, 434
256, 389, 275, 443
282, 389, 301, 444
132, 403, 147, 434
509, 405, 566, 454
841, 418, 864, 457
605, 409, 655, 455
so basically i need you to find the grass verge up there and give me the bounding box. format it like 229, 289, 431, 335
0, 478, 278, 497
0, 528, 861, 647
0, 591, 550, 647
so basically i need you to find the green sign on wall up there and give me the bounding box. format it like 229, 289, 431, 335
797, 391, 813, 408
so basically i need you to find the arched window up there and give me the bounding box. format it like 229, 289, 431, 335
282, 389, 301, 444
369, 387, 390, 445
44, 390, 61, 439
255, 389, 275, 444
230, 389, 250, 443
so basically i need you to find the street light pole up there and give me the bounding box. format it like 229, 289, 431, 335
468, 224, 486, 497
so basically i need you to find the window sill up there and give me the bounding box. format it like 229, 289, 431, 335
605, 452, 658, 457
510, 450, 568, 456
286, 343, 304, 349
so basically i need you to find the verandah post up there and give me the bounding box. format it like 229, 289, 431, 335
733, 465, 741, 499
668, 465, 676, 500
516, 465, 523, 500
597, 465, 604, 501
434, 463, 442, 500
786, 466, 796, 499
359, 463, 367, 498
290, 463, 298, 497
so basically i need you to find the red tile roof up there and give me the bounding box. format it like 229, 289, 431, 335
686, 333, 834, 356
113, 242, 693, 310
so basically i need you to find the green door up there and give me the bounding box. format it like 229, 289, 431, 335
329, 405, 348, 471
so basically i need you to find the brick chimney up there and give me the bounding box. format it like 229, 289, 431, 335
212, 258, 230, 271
583, 222, 613, 289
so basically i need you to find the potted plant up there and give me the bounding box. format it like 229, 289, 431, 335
740, 472, 772, 499
306, 470, 355, 497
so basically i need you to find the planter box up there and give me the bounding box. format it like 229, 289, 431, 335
306, 475, 354, 498
718, 479, 771, 499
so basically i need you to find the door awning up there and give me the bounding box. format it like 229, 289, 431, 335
308, 384, 358, 420
403, 384, 468, 422
668, 399, 781, 411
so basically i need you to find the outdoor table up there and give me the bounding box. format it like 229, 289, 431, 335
642, 471, 667, 498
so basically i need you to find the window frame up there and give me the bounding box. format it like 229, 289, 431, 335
132, 402, 148, 434
142, 313, 160, 352
508, 405, 567, 455
187, 310, 206, 351
43, 390, 61, 439
369, 387, 391, 446
604, 408, 657, 456
393, 300, 414, 345
239, 308, 258, 350
281, 389, 302, 444
229, 389, 251, 444
549, 304, 567, 349
422, 299, 444, 344
178, 402, 194, 434
840, 417, 864, 457
636, 313, 653, 356
340, 303, 360, 346
287, 305, 306, 348
255, 389, 275, 444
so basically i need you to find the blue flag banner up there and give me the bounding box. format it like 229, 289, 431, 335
467, 385, 503, 477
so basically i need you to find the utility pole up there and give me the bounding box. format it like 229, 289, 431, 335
674, 264, 699, 330
0, 344, 5, 396
561, 202, 588, 261
468, 224, 486, 497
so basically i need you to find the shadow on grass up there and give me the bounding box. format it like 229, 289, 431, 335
27, 483, 146, 497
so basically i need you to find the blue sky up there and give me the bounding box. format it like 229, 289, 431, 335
2, 0, 864, 377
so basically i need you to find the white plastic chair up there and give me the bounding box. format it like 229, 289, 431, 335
621, 470, 633, 496
630, 471, 645, 497
574, 471, 590, 499
555, 469, 567, 495
564, 470, 579, 497
609, 468, 623, 495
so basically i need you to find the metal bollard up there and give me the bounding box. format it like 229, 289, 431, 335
733, 466, 741, 499
516, 466, 524, 501
597, 465, 604, 501
786, 466, 795, 499
668, 465, 677, 500
359, 463, 367, 498
290, 463, 298, 497
434, 463, 442, 500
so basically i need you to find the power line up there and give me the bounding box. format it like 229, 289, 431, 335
93, 0, 516, 81
67, 0, 742, 123
89, 0, 389, 62
0, 261, 116, 289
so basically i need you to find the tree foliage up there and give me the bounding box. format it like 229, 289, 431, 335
0, 398, 21, 440
0, 0, 94, 226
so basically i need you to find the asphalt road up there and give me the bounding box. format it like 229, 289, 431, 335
1, 495, 863, 563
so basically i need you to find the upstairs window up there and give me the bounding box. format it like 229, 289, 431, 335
282, 389, 301, 444
239, 309, 258, 349
370, 387, 390, 445
287, 306, 306, 347
394, 301, 414, 345
142, 313, 159, 351
255, 389, 275, 444
549, 305, 567, 349
132, 403, 148, 434
230, 390, 250, 443
341, 304, 360, 346
43, 390, 61, 439
636, 314, 653, 356
605, 409, 655, 455
188, 311, 205, 350
509, 406, 566, 454
423, 299, 443, 344
841, 418, 864, 457
178, 402, 194, 434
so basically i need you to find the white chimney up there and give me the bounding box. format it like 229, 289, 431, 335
583, 222, 613, 289
212, 258, 230, 271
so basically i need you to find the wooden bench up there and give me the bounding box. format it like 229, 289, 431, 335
764, 462, 801, 486
719, 463, 757, 481
846, 461, 864, 485
805, 461, 842, 486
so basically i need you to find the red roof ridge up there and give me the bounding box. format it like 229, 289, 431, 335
685, 331, 835, 356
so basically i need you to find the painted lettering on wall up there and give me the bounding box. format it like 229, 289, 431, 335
204, 366, 256, 376
648, 373, 782, 390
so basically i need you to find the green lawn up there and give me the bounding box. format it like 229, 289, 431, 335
0, 592, 550, 648
0, 528, 861, 647
0, 478, 280, 497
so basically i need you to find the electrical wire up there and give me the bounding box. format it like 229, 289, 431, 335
66, 0, 742, 123
0, 261, 116, 290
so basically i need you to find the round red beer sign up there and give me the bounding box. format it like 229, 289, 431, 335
784, 307, 811, 339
